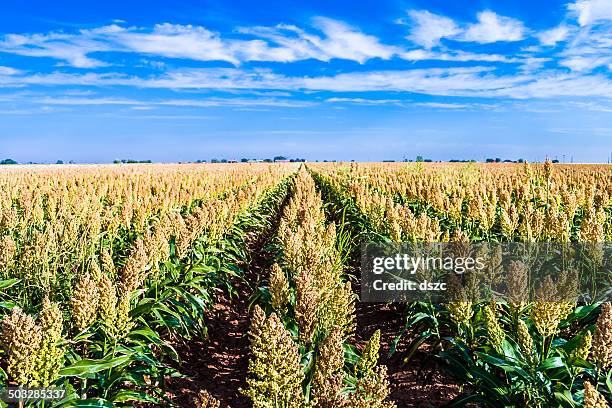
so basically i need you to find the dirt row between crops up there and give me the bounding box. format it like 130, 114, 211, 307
159, 191, 288, 407
353, 291, 462, 407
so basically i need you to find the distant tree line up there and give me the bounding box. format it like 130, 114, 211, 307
113, 159, 153, 164
0, 156, 571, 165
204, 156, 306, 163
485, 158, 527, 163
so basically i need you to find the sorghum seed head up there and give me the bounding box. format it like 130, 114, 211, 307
593, 303, 612, 369
583, 382, 608, 408
70, 272, 100, 332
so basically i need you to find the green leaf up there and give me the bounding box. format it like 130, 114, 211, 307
111, 390, 161, 404
0, 279, 20, 290
59, 355, 132, 377
554, 390, 579, 407
0, 301, 17, 310
540, 356, 565, 371
61, 398, 114, 407
475, 352, 532, 381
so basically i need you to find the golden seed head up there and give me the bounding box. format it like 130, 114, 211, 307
593, 303, 612, 370
0, 307, 42, 386
583, 382, 609, 408
120, 238, 148, 293
37, 298, 64, 386
243, 305, 306, 407
100, 248, 116, 277
572, 331, 592, 362
484, 302, 505, 352
0, 234, 16, 272
355, 329, 381, 377
530, 276, 574, 338
313, 328, 346, 408
295, 270, 318, 345
95, 268, 118, 331
269, 263, 290, 313
114, 292, 133, 337
347, 365, 396, 408
70, 272, 100, 332
543, 159, 553, 181
507, 260, 529, 312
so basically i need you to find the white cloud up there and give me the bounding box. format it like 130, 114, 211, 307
123, 114, 217, 120
536, 25, 571, 46
406, 10, 461, 48
401, 49, 518, 63
2, 64, 612, 100
519, 57, 551, 73
0, 66, 21, 75
567, 100, 612, 112
496, 72, 612, 98
569, 0, 612, 26
108, 23, 313, 64
38, 96, 140, 105
156, 97, 314, 108
460, 11, 526, 43
326, 97, 403, 105
309, 17, 396, 62
237, 18, 397, 63
0, 32, 109, 68
113, 23, 239, 64
25, 94, 313, 108
404, 9, 527, 46
560, 55, 612, 71
554, 22, 612, 72
414, 102, 470, 109
300, 67, 529, 94
0, 18, 397, 67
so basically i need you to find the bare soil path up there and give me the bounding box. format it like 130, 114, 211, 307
354, 300, 461, 407
162, 202, 286, 407
162, 280, 251, 407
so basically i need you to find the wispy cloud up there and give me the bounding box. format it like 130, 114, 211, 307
0, 18, 398, 67
568, 0, 612, 26
405, 10, 460, 48
400, 49, 519, 63
414, 102, 481, 109
536, 25, 571, 46
405, 9, 527, 47
239, 17, 398, 63
6, 94, 315, 109
0, 31, 110, 68
326, 97, 403, 105
460, 11, 526, 43
4, 65, 610, 99
0, 66, 21, 75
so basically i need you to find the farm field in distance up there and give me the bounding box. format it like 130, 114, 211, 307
0, 161, 611, 407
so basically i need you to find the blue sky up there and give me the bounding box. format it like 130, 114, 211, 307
0, 0, 611, 163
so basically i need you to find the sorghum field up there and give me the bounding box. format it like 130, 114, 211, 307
0, 162, 611, 407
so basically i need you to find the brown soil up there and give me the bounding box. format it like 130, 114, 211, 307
354, 301, 462, 407
161, 281, 252, 407
160, 213, 282, 407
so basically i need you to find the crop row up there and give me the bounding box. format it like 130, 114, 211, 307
311, 162, 612, 407
0, 163, 296, 406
